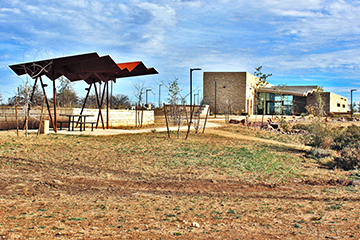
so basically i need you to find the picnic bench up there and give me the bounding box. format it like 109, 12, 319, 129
59, 114, 95, 131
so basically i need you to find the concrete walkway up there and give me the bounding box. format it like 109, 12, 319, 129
205, 128, 311, 152
53, 121, 223, 136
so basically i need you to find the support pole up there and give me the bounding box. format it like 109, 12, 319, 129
202, 106, 210, 134
94, 82, 105, 129
23, 77, 38, 130
106, 81, 109, 129
135, 104, 138, 127
15, 96, 19, 137
39, 76, 55, 132
185, 104, 195, 140
164, 104, 170, 138
79, 83, 92, 116
37, 95, 46, 136
53, 79, 57, 133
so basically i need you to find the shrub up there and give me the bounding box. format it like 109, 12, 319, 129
280, 119, 291, 132
308, 147, 333, 160
306, 121, 333, 149
334, 145, 360, 170
332, 125, 360, 151
292, 123, 309, 131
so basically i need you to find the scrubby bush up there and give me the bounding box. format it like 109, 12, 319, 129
332, 125, 360, 151
331, 125, 360, 170
306, 123, 360, 170
334, 145, 360, 170
305, 121, 333, 149
292, 123, 309, 131
280, 118, 291, 132
308, 147, 333, 160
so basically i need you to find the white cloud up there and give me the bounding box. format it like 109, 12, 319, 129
1, 0, 360, 101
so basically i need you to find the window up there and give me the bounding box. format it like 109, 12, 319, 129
337, 103, 341, 107
343, 104, 346, 108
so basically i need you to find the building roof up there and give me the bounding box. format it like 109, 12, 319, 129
259, 85, 318, 97
9, 52, 158, 84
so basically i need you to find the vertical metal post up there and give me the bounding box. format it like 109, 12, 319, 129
351, 89, 357, 119
190, 69, 193, 114
215, 80, 217, 118
159, 84, 162, 108
106, 81, 109, 129
39, 76, 55, 132
190, 68, 201, 116
164, 104, 170, 138
110, 80, 113, 109
15, 96, 19, 137
53, 79, 57, 132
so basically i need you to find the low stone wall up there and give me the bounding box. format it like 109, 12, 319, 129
0, 107, 154, 130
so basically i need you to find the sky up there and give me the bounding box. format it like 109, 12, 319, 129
1, 0, 360, 106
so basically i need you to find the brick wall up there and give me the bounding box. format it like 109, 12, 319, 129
203, 72, 258, 115
0, 107, 154, 130
306, 92, 348, 114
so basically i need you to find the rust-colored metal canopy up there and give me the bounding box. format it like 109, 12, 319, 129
9, 52, 158, 84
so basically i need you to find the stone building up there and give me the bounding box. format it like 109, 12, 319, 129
203, 72, 348, 116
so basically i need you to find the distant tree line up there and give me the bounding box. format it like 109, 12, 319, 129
6, 77, 131, 109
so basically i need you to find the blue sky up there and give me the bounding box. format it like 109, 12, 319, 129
1, 0, 360, 105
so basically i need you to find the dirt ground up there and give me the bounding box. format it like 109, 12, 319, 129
0, 126, 359, 239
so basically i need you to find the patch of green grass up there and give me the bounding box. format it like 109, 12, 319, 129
69, 217, 85, 221
327, 203, 343, 210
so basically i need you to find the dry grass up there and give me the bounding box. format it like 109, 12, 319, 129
0, 128, 359, 239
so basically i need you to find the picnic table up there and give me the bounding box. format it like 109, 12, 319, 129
59, 114, 95, 131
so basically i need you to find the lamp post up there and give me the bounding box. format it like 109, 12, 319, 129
194, 93, 198, 106
146, 89, 151, 106
197, 90, 201, 105
351, 89, 357, 120
214, 81, 217, 118
159, 84, 163, 108
190, 68, 201, 113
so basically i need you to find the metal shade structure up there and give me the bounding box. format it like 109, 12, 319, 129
9, 52, 158, 132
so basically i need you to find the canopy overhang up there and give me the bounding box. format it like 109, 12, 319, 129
259, 85, 318, 97
9, 52, 158, 132
9, 52, 158, 83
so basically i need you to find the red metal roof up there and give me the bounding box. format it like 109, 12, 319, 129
117, 61, 141, 72
9, 52, 158, 84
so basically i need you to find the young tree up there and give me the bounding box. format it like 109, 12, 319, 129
167, 78, 182, 105
132, 80, 147, 106
313, 86, 325, 117
8, 80, 43, 106
251, 66, 272, 126
56, 77, 79, 107
274, 83, 288, 115
0, 91, 3, 105
111, 94, 131, 109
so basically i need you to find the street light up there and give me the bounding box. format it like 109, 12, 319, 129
351, 89, 357, 120
214, 81, 217, 118
146, 89, 151, 106
159, 84, 163, 108
197, 90, 201, 105
190, 68, 201, 113
194, 93, 198, 106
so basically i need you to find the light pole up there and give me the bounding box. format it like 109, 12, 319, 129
214, 81, 217, 118
146, 89, 151, 106
190, 68, 201, 113
197, 90, 201, 105
351, 89, 357, 120
194, 93, 198, 106
159, 84, 163, 108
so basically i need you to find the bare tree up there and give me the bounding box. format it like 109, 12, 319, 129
251, 66, 272, 127
56, 77, 79, 107
132, 79, 147, 106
